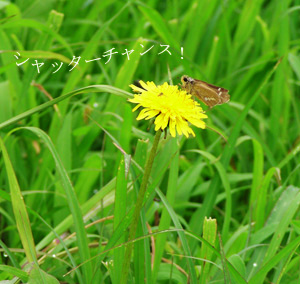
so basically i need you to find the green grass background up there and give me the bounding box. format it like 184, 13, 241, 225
0, 0, 300, 283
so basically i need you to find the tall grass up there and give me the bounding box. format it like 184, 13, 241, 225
0, 0, 300, 283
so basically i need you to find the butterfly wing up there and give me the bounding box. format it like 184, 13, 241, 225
192, 80, 230, 107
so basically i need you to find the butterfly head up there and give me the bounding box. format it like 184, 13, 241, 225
181, 75, 194, 84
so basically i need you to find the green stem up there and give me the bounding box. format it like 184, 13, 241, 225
121, 130, 162, 284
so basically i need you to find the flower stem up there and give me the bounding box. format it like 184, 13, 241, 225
121, 130, 162, 284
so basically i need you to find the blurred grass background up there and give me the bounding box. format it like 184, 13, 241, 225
0, 0, 300, 283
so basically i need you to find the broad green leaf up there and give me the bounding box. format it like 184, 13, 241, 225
28, 267, 59, 284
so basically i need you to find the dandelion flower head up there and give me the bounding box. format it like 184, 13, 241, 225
128, 80, 207, 137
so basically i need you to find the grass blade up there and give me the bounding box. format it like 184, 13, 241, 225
0, 138, 37, 264
12, 127, 92, 283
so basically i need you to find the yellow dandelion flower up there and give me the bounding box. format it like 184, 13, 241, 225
128, 80, 207, 138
